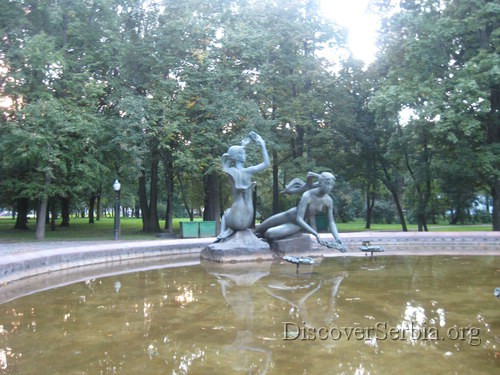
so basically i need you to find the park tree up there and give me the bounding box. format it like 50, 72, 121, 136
370, 0, 499, 230
0, 1, 113, 238
2, 0, 499, 239
99, 0, 210, 233
312, 59, 389, 229
218, 0, 346, 213
168, 0, 255, 228
441, 0, 500, 229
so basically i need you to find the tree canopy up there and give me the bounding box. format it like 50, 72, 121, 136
1, 0, 498, 239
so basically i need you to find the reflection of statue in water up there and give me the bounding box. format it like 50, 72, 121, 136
265, 270, 347, 328
217, 131, 270, 242
264, 258, 347, 332
200, 261, 272, 373
255, 172, 347, 252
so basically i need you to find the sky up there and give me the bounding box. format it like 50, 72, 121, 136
319, 0, 379, 64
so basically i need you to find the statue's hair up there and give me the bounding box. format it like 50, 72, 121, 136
221, 145, 245, 169
281, 172, 335, 195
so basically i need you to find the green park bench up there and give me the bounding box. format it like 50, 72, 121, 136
180, 221, 217, 238
180, 221, 199, 238
199, 221, 216, 237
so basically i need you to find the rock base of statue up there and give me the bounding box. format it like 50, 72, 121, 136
269, 233, 315, 254
270, 233, 349, 257
201, 229, 273, 263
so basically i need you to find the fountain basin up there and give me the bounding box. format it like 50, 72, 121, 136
0, 252, 499, 374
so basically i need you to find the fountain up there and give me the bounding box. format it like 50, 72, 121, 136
1, 136, 499, 373
202, 132, 349, 262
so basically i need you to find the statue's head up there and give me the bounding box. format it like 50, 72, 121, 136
227, 145, 246, 162
318, 172, 336, 193
283, 171, 336, 195
222, 145, 246, 168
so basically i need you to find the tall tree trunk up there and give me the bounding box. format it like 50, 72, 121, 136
89, 192, 97, 224
50, 198, 57, 231
417, 212, 428, 232
60, 197, 70, 227
177, 174, 194, 221
164, 155, 174, 233
488, 84, 500, 230
35, 174, 51, 240
36, 197, 49, 240
14, 197, 29, 230
45, 200, 50, 224
139, 153, 161, 233
492, 179, 500, 231
138, 170, 151, 231
96, 188, 102, 221
365, 185, 375, 229
380, 162, 408, 231
295, 124, 305, 158
148, 155, 161, 233
390, 187, 408, 232
203, 171, 220, 233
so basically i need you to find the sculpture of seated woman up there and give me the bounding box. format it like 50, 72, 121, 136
216, 131, 270, 242
254, 172, 346, 252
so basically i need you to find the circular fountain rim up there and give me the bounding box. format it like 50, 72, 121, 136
0, 231, 498, 303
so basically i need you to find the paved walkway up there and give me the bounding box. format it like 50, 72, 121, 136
1, 231, 499, 287
1, 230, 499, 255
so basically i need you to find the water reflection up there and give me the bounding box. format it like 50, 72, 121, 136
201, 261, 272, 374
264, 260, 347, 328
397, 302, 431, 345
0, 348, 7, 370
200, 258, 348, 374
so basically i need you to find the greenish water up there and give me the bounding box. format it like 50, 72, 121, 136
0, 256, 499, 374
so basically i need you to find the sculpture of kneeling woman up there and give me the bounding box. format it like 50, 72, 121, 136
216, 131, 270, 242
254, 172, 346, 252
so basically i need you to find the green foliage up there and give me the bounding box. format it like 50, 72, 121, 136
1, 0, 498, 239
368, 0, 499, 230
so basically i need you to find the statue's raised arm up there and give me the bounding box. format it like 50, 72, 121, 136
241, 131, 270, 175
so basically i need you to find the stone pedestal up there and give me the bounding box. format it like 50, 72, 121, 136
200, 229, 272, 263
269, 233, 315, 254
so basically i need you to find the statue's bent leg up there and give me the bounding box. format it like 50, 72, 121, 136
216, 228, 235, 242
264, 223, 301, 240
255, 208, 297, 236
215, 209, 235, 242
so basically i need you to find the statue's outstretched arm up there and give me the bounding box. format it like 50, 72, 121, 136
326, 200, 342, 244
245, 132, 270, 174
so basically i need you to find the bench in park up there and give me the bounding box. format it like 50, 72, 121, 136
180, 221, 217, 238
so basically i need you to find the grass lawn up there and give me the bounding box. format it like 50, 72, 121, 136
337, 219, 493, 233
0, 216, 493, 243
0, 217, 197, 242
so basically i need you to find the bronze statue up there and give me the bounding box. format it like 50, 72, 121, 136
255, 172, 346, 252
216, 131, 270, 242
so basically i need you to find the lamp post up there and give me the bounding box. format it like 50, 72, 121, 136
113, 179, 121, 240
